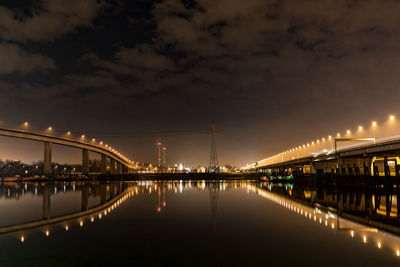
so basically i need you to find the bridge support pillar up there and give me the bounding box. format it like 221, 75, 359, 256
43, 142, 52, 175
101, 154, 107, 174
310, 161, 316, 174
82, 149, 89, 175
110, 158, 116, 174
117, 162, 122, 174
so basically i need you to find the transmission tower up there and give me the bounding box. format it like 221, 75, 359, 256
209, 124, 219, 172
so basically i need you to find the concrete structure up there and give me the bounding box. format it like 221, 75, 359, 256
245, 137, 400, 176
0, 127, 134, 175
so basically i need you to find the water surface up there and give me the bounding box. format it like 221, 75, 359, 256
0, 180, 398, 266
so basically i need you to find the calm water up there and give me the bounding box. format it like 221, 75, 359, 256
0, 180, 399, 266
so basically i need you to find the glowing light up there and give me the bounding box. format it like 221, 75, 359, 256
99, 214, 102, 219
20, 236, 24, 243
350, 230, 354, 237
331, 223, 335, 229
91, 217, 94, 222
65, 226, 69, 231
45, 230, 50, 236
92, 138, 96, 142
336, 133, 341, 137
372, 121, 377, 127
80, 221, 83, 227
81, 134, 85, 138
322, 138, 325, 141
100, 141, 103, 145
328, 136, 332, 140
363, 235, 367, 243
48, 127, 52, 131
358, 126, 363, 131
377, 241, 381, 248
346, 130, 351, 135
24, 122, 28, 126
390, 115, 395, 121
397, 250, 400, 257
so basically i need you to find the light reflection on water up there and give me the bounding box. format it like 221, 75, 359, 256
0, 180, 399, 266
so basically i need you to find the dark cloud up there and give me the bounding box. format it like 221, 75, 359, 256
0, 0, 105, 42
0, 42, 55, 74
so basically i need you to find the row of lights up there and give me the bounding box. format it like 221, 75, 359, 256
21, 122, 133, 165
19, 188, 135, 243
255, 115, 397, 164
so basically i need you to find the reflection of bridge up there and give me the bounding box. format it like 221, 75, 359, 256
244, 135, 400, 177
0, 127, 134, 175
0, 182, 131, 236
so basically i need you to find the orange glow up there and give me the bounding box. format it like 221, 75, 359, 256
358, 126, 363, 131
372, 121, 377, 127
390, 115, 395, 121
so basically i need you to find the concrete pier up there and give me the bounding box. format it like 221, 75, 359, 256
82, 149, 89, 174
43, 142, 52, 175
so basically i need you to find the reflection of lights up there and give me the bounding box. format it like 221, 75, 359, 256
99, 214, 102, 219
65, 226, 69, 231
319, 218, 322, 224
390, 115, 395, 121
397, 250, 400, 257
80, 221, 83, 227
45, 230, 50, 236
363, 235, 367, 243
21, 236, 24, 243
346, 130, 351, 135
350, 231, 354, 238
372, 121, 377, 127
91, 217, 94, 222
331, 223, 335, 230
377, 241, 381, 248
358, 126, 363, 131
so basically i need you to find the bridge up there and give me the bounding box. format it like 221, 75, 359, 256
0, 126, 135, 175
243, 115, 400, 177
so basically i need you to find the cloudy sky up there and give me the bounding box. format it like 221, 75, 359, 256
1, 0, 400, 167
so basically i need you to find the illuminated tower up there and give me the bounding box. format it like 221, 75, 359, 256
162, 147, 167, 170
209, 124, 218, 172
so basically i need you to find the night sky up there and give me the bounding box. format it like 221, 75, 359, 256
1, 0, 400, 167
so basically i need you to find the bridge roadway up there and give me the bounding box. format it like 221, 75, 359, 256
0, 127, 134, 175
246, 136, 400, 176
